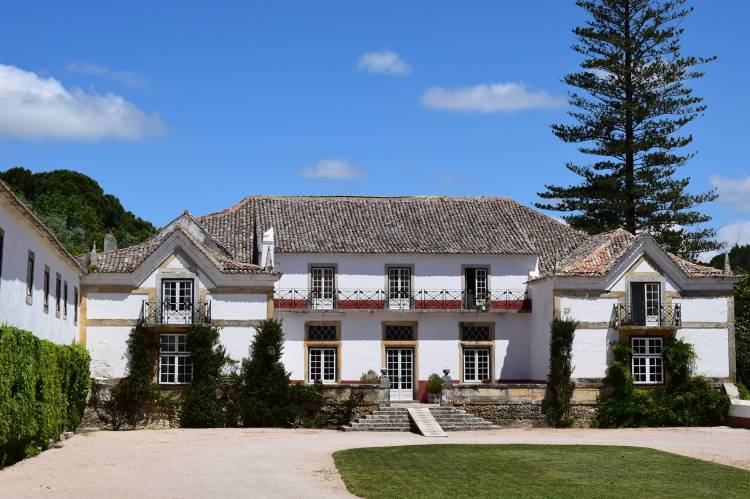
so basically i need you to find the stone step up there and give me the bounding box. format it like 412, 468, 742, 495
341, 405, 500, 432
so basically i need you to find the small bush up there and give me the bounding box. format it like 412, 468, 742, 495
425, 374, 442, 394
597, 339, 730, 428
359, 370, 380, 385
737, 381, 750, 400
0, 326, 90, 468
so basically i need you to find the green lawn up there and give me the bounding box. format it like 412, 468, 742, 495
333, 444, 750, 499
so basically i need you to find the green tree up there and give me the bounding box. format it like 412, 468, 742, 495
536, 0, 718, 260
710, 245, 750, 273
238, 319, 296, 427
181, 325, 233, 428
0, 167, 155, 255
733, 271, 750, 389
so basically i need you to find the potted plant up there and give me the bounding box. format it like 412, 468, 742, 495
425, 373, 443, 403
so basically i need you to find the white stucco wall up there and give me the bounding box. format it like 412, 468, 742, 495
0, 198, 81, 345
210, 294, 268, 320
219, 326, 258, 364
673, 297, 728, 324
560, 297, 617, 323
87, 293, 145, 320
274, 252, 536, 291
279, 311, 532, 382
527, 279, 553, 381
570, 328, 613, 379
676, 328, 730, 378
87, 326, 131, 378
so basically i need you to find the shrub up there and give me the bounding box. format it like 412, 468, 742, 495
545, 318, 577, 427
359, 370, 380, 385
596, 339, 730, 427
238, 319, 297, 427
425, 374, 442, 394
89, 326, 167, 430
737, 381, 750, 400
180, 325, 233, 428
0, 326, 90, 468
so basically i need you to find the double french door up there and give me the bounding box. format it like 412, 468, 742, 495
311, 267, 335, 310
162, 279, 194, 324
387, 267, 411, 310
630, 282, 661, 326
465, 267, 489, 310
386, 348, 414, 401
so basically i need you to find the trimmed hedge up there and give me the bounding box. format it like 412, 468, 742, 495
0, 325, 90, 468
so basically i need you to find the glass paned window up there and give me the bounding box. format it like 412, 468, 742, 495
309, 347, 337, 383
387, 267, 411, 309
159, 334, 192, 384
461, 326, 491, 341
73, 287, 79, 325
384, 325, 414, 341
63, 282, 68, 318
26, 251, 35, 298
631, 337, 663, 384
43, 267, 50, 312
307, 325, 337, 341
464, 348, 490, 382
311, 267, 335, 309
55, 274, 61, 314
161, 279, 194, 324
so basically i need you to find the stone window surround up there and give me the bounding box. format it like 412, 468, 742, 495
304, 321, 341, 384
459, 321, 495, 383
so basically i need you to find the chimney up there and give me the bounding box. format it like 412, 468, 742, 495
260, 227, 275, 270
103, 233, 118, 252
89, 241, 98, 267
724, 252, 732, 275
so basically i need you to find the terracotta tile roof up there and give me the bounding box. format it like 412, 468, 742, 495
88, 194, 724, 279
198, 196, 588, 269
552, 228, 724, 278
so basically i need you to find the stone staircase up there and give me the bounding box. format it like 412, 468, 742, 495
342, 406, 498, 432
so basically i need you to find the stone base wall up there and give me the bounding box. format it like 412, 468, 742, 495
443, 382, 601, 428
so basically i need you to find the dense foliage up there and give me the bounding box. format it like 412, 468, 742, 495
536, 0, 718, 259
545, 318, 577, 427
0, 326, 90, 468
709, 244, 750, 273
596, 339, 729, 427
731, 271, 750, 391
0, 167, 155, 256
180, 325, 233, 428
237, 319, 298, 427
90, 326, 175, 430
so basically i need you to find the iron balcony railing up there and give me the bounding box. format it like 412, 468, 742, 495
610, 303, 681, 328
139, 300, 211, 326
274, 289, 531, 312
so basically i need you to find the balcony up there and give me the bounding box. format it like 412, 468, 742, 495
274, 289, 531, 312
610, 303, 681, 328
138, 300, 212, 327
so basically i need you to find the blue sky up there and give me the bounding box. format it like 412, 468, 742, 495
1, 1, 749, 256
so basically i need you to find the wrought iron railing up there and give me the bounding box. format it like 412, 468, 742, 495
273, 289, 531, 312
139, 300, 211, 326
610, 303, 681, 327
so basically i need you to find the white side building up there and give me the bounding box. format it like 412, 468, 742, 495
0, 180, 83, 344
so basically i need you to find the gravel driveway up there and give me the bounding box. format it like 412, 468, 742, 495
1, 427, 748, 498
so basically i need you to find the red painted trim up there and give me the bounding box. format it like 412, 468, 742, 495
414, 300, 462, 310
275, 299, 308, 309
338, 300, 385, 310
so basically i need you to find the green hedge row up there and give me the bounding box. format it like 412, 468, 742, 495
0, 325, 90, 468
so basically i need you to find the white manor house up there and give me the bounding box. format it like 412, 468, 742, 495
1, 182, 738, 402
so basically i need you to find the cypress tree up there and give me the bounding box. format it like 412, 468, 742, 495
537, 0, 719, 260
239, 319, 295, 427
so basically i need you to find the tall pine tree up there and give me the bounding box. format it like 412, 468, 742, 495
537, 0, 719, 260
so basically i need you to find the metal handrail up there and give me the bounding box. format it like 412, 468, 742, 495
610, 303, 681, 327
273, 288, 530, 312
138, 300, 212, 326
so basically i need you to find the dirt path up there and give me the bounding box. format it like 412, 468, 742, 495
1, 427, 748, 498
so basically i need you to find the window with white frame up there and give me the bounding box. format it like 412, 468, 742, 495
26, 251, 35, 301
631, 337, 663, 384
159, 334, 193, 384
308, 347, 337, 383
311, 266, 335, 309
463, 348, 490, 382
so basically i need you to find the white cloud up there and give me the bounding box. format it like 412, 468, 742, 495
299, 159, 366, 179
66, 62, 147, 88
421, 82, 565, 113
0, 64, 165, 141
710, 174, 750, 211
357, 50, 411, 76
